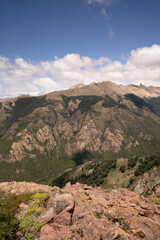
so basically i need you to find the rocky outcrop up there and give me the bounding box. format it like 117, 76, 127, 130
39, 183, 160, 240
9, 129, 44, 162
0, 181, 160, 239
133, 166, 160, 195
101, 128, 124, 153
76, 120, 101, 151
36, 125, 57, 150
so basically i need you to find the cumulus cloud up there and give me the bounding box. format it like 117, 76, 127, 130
125, 44, 160, 85
0, 44, 160, 98
128, 44, 160, 68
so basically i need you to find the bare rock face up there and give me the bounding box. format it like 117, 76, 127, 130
39, 183, 160, 240
101, 128, 124, 153
76, 120, 101, 151
133, 166, 160, 195
9, 129, 44, 162
36, 125, 57, 151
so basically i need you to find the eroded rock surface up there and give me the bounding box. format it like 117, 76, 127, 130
39, 183, 160, 240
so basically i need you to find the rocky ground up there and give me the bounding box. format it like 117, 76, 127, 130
1, 181, 160, 240
39, 183, 160, 240
0, 181, 54, 194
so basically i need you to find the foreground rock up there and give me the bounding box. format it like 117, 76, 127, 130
39, 183, 160, 240
0, 181, 160, 239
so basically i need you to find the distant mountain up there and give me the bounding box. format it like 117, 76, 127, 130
0, 81, 160, 182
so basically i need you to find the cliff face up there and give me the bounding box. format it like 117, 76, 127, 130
0, 81, 160, 182
0, 181, 160, 240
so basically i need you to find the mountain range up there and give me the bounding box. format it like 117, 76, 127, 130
0, 81, 160, 183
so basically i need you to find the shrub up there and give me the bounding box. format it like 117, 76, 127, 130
120, 165, 125, 173
128, 177, 135, 186
0, 191, 32, 240
151, 197, 160, 205
18, 192, 49, 240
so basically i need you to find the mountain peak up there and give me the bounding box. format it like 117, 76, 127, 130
69, 83, 85, 89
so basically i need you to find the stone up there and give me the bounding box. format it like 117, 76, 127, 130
40, 224, 55, 240
53, 193, 75, 215
39, 208, 56, 225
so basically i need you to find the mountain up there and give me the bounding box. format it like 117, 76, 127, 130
1, 81, 160, 182
0, 181, 160, 240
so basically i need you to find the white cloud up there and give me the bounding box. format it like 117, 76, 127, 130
101, 8, 109, 19
85, 0, 118, 20
0, 56, 12, 70
124, 45, 160, 85
109, 29, 115, 39
0, 44, 160, 98
86, 0, 118, 6
128, 44, 160, 68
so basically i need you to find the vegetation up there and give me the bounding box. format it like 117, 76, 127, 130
0, 191, 32, 240
151, 197, 160, 204
119, 165, 126, 173
72, 150, 93, 165
61, 95, 103, 114
147, 96, 160, 116
5, 96, 46, 128
128, 157, 138, 169
102, 95, 127, 109
0, 190, 49, 240
125, 94, 156, 114
18, 192, 49, 240
134, 154, 160, 176
72, 159, 117, 187
0, 149, 76, 183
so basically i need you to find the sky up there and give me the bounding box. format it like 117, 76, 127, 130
0, 0, 160, 97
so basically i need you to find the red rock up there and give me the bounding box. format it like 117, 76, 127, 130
34, 183, 160, 240
54, 212, 71, 225
40, 224, 56, 240
39, 208, 56, 225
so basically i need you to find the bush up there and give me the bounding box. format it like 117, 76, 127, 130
134, 154, 160, 176
128, 157, 138, 168
0, 192, 32, 240
120, 165, 125, 173
151, 197, 160, 205
128, 177, 135, 186
18, 192, 49, 240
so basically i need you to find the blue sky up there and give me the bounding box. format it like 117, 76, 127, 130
0, 0, 160, 97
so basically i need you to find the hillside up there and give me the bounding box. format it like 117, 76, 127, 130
0, 181, 160, 240
0, 81, 160, 182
